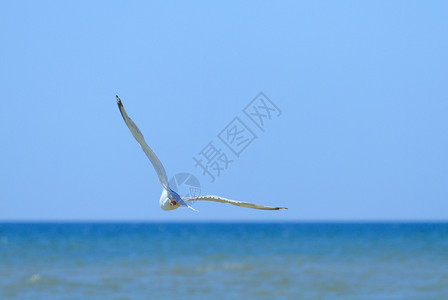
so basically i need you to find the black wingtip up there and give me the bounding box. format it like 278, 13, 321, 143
116, 95, 122, 106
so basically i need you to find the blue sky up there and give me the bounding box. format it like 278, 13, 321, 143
1, 1, 447, 221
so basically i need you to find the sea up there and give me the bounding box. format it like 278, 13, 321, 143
0, 222, 447, 299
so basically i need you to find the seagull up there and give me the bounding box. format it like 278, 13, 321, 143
116, 95, 287, 212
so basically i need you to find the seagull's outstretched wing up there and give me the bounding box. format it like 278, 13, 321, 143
116, 96, 170, 190
182, 195, 287, 210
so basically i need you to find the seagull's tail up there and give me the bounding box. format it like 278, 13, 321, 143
186, 205, 199, 213
179, 198, 199, 212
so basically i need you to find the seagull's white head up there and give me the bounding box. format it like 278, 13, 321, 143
159, 189, 181, 211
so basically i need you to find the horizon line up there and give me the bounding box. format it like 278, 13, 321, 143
1, 219, 447, 224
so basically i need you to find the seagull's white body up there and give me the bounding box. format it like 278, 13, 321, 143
116, 95, 287, 212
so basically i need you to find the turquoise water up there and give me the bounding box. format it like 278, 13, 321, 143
1, 223, 447, 299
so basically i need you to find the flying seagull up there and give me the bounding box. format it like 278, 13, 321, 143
116, 95, 287, 212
